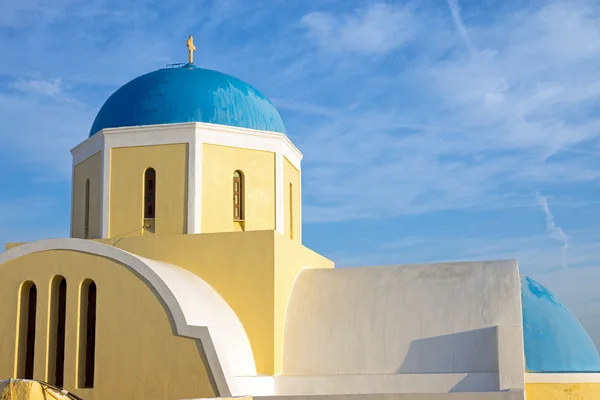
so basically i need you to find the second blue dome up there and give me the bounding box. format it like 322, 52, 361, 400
89, 64, 286, 137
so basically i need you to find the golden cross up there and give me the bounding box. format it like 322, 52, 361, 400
186, 35, 196, 64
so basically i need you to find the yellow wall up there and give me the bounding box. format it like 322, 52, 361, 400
109, 144, 188, 238
97, 231, 333, 375
526, 383, 600, 399
202, 144, 276, 234
273, 233, 334, 373
0, 250, 215, 400
72, 152, 102, 239
283, 157, 301, 242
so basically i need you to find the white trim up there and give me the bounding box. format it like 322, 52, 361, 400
0, 239, 258, 396
298, 167, 302, 243
70, 122, 303, 238
194, 133, 203, 234
70, 159, 76, 238
526, 373, 600, 383
71, 122, 303, 170
196, 124, 301, 171
71, 132, 103, 166
101, 148, 110, 238
275, 151, 284, 235
187, 139, 197, 234
235, 376, 275, 396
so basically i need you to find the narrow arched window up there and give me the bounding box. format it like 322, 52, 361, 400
48, 277, 67, 387
144, 168, 156, 219
78, 280, 97, 388
84, 179, 90, 239
289, 183, 293, 240
233, 170, 244, 220
16, 282, 37, 379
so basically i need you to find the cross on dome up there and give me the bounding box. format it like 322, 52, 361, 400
186, 35, 196, 64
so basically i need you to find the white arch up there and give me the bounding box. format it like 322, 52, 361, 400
0, 238, 256, 396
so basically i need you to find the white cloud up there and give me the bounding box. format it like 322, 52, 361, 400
301, 3, 416, 55
11, 78, 64, 98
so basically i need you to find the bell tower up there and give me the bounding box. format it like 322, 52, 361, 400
70, 121, 302, 240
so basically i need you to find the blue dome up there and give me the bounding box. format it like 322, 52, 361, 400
521, 276, 600, 372
89, 64, 286, 136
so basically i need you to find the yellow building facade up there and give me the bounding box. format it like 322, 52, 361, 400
1, 43, 599, 400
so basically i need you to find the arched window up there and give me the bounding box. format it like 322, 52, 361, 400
17, 282, 37, 379
84, 179, 90, 239
233, 170, 244, 221
48, 277, 67, 387
144, 168, 156, 219
289, 183, 294, 240
78, 280, 97, 388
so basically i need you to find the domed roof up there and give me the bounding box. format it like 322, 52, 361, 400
89, 64, 286, 137
521, 276, 600, 372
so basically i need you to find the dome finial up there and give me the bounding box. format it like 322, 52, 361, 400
186, 35, 196, 64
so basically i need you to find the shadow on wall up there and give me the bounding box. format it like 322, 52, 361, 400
398, 327, 500, 392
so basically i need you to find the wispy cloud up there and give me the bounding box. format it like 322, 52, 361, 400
536, 192, 569, 267
290, 1, 600, 222
11, 78, 64, 98
301, 3, 416, 55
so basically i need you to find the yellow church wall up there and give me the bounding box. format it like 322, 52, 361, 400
102, 231, 276, 374
283, 156, 301, 241
526, 382, 600, 399
0, 250, 215, 400
201, 144, 276, 234
97, 230, 333, 376
71, 152, 102, 239
273, 233, 334, 374
109, 144, 188, 238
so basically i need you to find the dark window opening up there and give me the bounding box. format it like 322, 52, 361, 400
144, 168, 156, 219
79, 281, 97, 388
84, 179, 90, 239
18, 283, 37, 380
233, 171, 244, 220
53, 278, 67, 388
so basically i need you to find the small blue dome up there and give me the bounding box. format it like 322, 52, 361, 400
521, 276, 600, 372
89, 64, 285, 136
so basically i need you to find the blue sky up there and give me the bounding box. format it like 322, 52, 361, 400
2, 0, 600, 348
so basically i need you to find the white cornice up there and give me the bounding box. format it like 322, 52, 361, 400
525, 373, 600, 383
71, 122, 303, 166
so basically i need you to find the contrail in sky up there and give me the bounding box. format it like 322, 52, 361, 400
446, 0, 474, 53
536, 192, 569, 268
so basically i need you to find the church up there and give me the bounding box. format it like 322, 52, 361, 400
0, 37, 599, 400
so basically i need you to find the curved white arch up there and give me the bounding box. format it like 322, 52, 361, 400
0, 238, 256, 396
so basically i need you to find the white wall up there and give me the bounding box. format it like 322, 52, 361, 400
281, 261, 525, 393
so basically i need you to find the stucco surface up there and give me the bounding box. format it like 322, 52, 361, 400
282, 261, 524, 393
109, 143, 189, 237
71, 151, 102, 239
201, 144, 276, 233
525, 382, 600, 399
